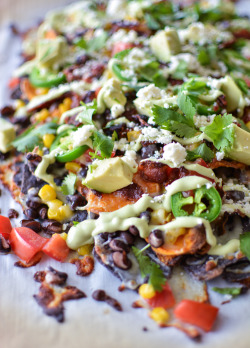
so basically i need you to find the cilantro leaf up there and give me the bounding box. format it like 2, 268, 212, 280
12, 122, 58, 153
186, 143, 214, 162
77, 100, 97, 125
177, 92, 196, 126
234, 78, 248, 95
139, 62, 168, 88
240, 231, 250, 261
61, 173, 77, 195
75, 31, 108, 52
152, 105, 197, 138
201, 114, 234, 152
90, 131, 114, 160
197, 48, 210, 66
212, 287, 244, 297
132, 246, 166, 292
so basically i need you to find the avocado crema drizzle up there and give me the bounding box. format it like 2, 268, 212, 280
66, 175, 240, 256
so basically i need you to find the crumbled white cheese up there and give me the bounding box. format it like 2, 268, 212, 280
111, 104, 125, 118
124, 47, 151, 69
136, 84, 166, 100
163, 142, 187, 166
216, 151, 225, 161
141, 127, 173, 144
106, 29, 138, 48
72, 125, 95, 148
122, 150, 138, 172
194, 114, 215, 128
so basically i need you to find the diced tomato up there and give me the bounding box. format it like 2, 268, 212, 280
42, 234, 69, 262
112, 42, 134, 56
195, 158, 209, 168
244, 78, 250, 88
0, 215, 12, 240
8, 77, 20, 89
174, 299, 219, 332
9, 227, 47, 263
146, 283, 175, 309
95, 86, 102, 98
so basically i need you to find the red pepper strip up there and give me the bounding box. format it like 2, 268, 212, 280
174, 300, 219, 332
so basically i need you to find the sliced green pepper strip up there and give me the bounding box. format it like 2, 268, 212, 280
112, 63, 133, 82
171, 185, 222, 222
30, 67, 66, 88
56, 145, 89, 163
50, 128, 76, 152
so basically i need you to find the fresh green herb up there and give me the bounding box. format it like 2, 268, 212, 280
234, 78, 248, 95
112, 131, 118, 141
77, 100, 97, 125
197, 48, 210, 66
132, 246, 166, 291
145, 13, 161, 30
152, 105, 197, 138
177, 92, 196, 125
201, 113, 234, 152
73, 221, 80, 226
240, 231, 250, 261
61, 173, 77, 195
171, 60, 188, 80
186, 143, 214, 162
212, 287, 244, 297
89, 131, 114, 160
75, 31, 108, 52
12, 122, 58, 152
113, 48, 132, 60
139, 62, 168, 88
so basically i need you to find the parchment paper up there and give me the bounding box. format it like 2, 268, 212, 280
1, 1, 250, 348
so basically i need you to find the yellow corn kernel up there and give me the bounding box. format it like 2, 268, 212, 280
43, 133, 55, 148
139, 283, 156, 299
127, 130, 141, 142
63, 97, 72, 109
58, 205, 73, 221
65, 162, 81, 173
16, 99, 25, 109
150, 307, 170, 324
36, 149, 44, 156
38, 185, 57, 202
246, 121, 250, 130
47, 200, 63, 220
151, 208, 166, 225
77, 244, 93, 256
60, 232, 68, 241
35, 108, 50, 122
36, 87, 49, 95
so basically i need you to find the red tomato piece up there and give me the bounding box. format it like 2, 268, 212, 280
146, 283, 175, 309
42, 234, 69, 262
174, 299, 219, 332
195, 158, 209, 168
112, 42, 134, 56
0, 215, 12, 239
8, 77, 20, 89
9, 227, 47, 263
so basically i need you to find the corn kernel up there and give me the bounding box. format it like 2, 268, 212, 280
58, 205, 73, 220
35, 108, 50, 122
16, 99, 25, 109
63, 97, 72, 109
246, 121, 250, 130
150, 307, 170, 324
127, 130, 141, 141
60, 232, 68, 241
43, 133, 55, 148
65, 162, 81, 173
36, 149, 43, 156
139, 283, 156, 299
48, 199, 64, 220
77, 244, 93, 256
151, 208, 166, 225
37, 87, 49, 95
38, 185, 57, 202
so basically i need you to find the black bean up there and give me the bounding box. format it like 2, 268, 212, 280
119, 231, 135, 245
41, 220, 62, 234
92, 289, 106, 301
73, 210, 88, 222
8, 209, 19, 219
26, 199, 42, 210
21, 219, 42, 233
98, 232, 109, 242
129, 225, 139, 236
10, 87, 22, 100
24, 208, 38, 219
109, 239, 129, 253
67, 193, 87, 210
78, 166, 88, 178
1, 105, 15, 117
141, 144, 158, 159
112, 251, 132, 270
148, 229, 164, 248
139, 210, 151, 223
26, 153, 42, 162
39, 206, 48, 219
225, 190, 245, 202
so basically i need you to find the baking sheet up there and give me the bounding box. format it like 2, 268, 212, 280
1, 1, 250, 348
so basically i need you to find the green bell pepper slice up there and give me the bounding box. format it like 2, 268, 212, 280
30, 67, 66, 88
171, 185, 222, 222
56, 145, 89, 163
112, 63, 133, 82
